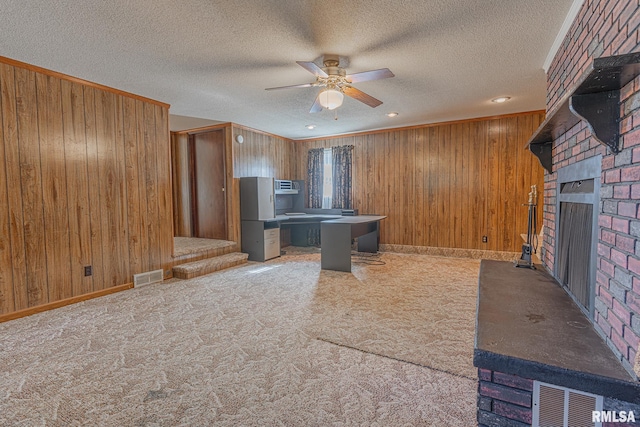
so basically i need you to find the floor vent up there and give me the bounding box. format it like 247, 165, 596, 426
133, 269, 164, 288
532, 381, 603, 427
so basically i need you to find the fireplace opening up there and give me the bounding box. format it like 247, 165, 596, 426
556, 180, 595, 311
555, 157, 600, 318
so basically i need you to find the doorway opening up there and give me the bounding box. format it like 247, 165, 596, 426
189, 130, 227, 239
170, 127, 229, 246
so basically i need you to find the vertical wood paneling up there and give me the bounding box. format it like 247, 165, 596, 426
485, 119, 500, 251
135, 99, 150, 274
1, 63, 27, 311
400, 131, 410, 245
61, 80, 93, 296
414, 129, 425, 245
460, 123, 471, 248
37, 73, 71, 302
501, 118, 517, 252
15, 67, 48, 306
470, 121, 488, 249
439, 125, 451, 248
113, 95, 130, 285
0, 65, 15, 313
364, 134, 376, 215
384, 133, 394, 243
123, 96, 142, 276
95, 90, 126, 288
427, 126, 439, 246
452, 123, 463, 248
155, 105, 172, 271
515, 115, 532, 246
0, 59, 171, 316
143, 102, 159, 272
374, 133, 387, 241
84, 87, 104, 291
292, 112, 545, 252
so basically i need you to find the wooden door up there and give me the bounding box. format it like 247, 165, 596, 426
190, 130, 227, 239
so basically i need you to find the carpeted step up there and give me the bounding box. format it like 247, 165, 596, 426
172, 252, 249, 279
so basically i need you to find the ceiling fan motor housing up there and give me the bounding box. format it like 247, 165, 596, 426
322, 55, 344, 76
323, 67, 346, 77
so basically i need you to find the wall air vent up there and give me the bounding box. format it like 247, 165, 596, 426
133, 269, 164, 288
532, 381, 603, 427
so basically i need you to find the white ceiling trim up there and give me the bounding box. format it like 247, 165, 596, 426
543, 0, 587, 73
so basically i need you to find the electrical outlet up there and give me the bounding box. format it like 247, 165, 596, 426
482, 236, 488, 243
84, 265, 92, 277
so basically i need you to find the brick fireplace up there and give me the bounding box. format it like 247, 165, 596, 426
474, 2, 640, 425
541, 0, 640, 380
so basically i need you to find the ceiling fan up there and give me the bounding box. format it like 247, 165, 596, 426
265, 54, 394, 113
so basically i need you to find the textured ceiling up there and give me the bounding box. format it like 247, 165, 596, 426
0, 0, 573, 139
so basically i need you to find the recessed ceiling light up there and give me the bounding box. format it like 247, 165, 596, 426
491, 97, 511, 103
305, 124, 316, 130
386, 112, 399, 117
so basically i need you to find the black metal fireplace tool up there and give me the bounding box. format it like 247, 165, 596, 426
515, 185, 538, 269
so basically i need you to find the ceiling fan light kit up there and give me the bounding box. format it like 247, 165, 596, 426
318, 88, 344, 110
265, 54, 395, 113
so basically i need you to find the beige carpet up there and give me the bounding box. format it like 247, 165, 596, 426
305, 250, 480, 379
0, 249, 478, 426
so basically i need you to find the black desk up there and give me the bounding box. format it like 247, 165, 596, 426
276, 214, 342, 246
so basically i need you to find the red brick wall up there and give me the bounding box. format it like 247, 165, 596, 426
543, 0, 640, 377
478, 368, 533, 426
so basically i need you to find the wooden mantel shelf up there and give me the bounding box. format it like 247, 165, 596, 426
528, 53, 640, 173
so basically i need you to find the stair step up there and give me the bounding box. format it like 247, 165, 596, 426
173, 237, 237, 259
172, 252, 249, 279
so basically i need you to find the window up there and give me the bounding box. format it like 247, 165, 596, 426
307, 145, 352, 210
322, 148, 333, 209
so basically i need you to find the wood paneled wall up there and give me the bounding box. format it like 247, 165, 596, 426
232, 125, 293, 179
0, 59, 172, 316
292, 112, 545, 252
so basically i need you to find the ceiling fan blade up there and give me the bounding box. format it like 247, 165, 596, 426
309, 95, 323, 113
346, 68, 394, 83
342, 86, 383, 108
265, 83, 314, 91
296, 61, 328, 78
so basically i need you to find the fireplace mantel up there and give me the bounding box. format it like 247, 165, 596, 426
528, 53, 640, 173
